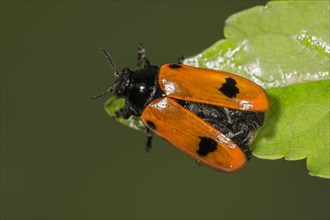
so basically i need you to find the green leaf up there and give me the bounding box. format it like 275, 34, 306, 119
184, 1, 329, 89
184, 0, 330, 178
251, 80, 329, 178
104, 97, 146, 131
104, 1, 330, 178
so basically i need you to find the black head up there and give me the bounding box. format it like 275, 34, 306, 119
89, 48, 162, 117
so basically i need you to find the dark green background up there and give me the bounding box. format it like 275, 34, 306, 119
1, 1, 329, 219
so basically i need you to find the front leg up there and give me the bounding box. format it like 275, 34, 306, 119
114, 105, 134, 119
136, 44, 150, 69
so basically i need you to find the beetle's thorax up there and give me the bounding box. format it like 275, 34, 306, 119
113, 65, 163, 116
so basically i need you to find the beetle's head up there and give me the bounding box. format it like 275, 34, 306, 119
88, 48, 133, 100
89, 48, 160, 116
112, 67, 134, 99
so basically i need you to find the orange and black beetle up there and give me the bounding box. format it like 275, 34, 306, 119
92, 46, 270, 172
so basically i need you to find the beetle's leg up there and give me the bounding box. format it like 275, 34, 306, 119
137, 44, 146, 66
243, 149, 252, 161
114, 105, 134, 119
177, 55, 185, 64
196, 160, 203, 167
136, 44, 150, 69
145, 127, 153, 152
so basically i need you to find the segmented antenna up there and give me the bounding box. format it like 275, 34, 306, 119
88, 87, 113, 100
100, 47, 119, 76
87, 48, 118, 100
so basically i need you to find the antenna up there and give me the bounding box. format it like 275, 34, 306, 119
99, 47, 119, 76
87, 48, 118, 100
87, 87, 113, 100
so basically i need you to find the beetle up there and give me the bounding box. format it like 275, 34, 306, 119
91, 45, 270, 172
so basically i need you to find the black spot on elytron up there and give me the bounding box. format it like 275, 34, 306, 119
219, 77, 239, 98
169, 64, 182, 69
146, 120, 156, 130
197, 137, 217, 156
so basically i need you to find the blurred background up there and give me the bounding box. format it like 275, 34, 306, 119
1, 1, 329, 219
